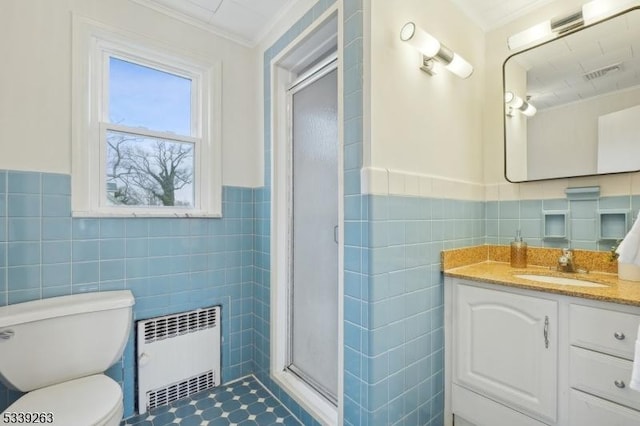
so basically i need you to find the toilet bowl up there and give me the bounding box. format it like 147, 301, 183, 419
0, 291, 135, 426
2, 375, 123, 426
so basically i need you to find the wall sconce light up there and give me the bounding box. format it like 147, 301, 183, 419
508, 0, 635, 50
505, 91, 537, 117
400, 22, 473, 79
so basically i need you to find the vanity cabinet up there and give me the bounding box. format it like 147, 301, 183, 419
445, 277, 640, 426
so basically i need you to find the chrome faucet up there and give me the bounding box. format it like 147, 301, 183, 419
557, 248, 576, 273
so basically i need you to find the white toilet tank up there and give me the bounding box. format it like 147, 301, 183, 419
0, 290, 134, 392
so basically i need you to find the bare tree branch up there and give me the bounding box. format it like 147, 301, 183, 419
106, 132, 193, 206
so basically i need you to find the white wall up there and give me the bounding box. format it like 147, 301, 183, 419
0, 0, 260, 187
368, 0, 485, 184
598, 103, 640, 173
527, 87, 640, 179
483, 0, 640, 198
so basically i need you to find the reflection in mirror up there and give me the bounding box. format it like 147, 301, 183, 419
504, 7, 640, 182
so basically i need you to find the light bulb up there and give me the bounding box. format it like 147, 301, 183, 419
582, 0, 634, 25
505, 92, 537, 117
446, 54, 474, 79
504, 91, 515, 103
521, 102, 537, 117
400, 22, 441, 58
508, 20, 552, 50
508, 94, 525, 109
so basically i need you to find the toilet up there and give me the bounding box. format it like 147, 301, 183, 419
0, 290, 135, 426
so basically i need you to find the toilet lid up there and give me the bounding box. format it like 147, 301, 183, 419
2, 374, 122, 426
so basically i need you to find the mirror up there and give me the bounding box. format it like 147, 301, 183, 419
504, 7, 640, 182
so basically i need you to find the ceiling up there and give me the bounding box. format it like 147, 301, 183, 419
134, 0, 557, 47
451, 0, 557, 30
133, 0, 297, 46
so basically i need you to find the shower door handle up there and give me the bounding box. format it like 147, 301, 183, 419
334, 225, 339, 244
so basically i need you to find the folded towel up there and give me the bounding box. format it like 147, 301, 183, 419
616, 214, 640, 266
631, 325, 640, 392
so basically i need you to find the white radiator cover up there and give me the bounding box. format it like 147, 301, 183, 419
137, 306, 221, 413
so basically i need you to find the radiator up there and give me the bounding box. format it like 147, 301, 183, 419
136, 306, 221, 413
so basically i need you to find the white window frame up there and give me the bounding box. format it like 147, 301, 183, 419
72, 15, 222, 217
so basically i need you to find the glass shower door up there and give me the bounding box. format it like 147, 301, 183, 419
287, 65, 338, 403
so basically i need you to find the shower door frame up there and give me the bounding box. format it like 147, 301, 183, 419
269, 7, 343, 426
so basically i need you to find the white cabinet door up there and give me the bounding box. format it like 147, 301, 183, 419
454, 282, 558, 423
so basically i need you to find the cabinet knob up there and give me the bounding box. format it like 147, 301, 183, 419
615, 380, 626, 389
614, 332, 625, 340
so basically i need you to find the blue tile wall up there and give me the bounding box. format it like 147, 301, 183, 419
342, 0, 366, 424
344, 195, 485, 426
486, 195, 640, 250
0, 170, 255, 418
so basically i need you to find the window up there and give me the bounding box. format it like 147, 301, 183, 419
72, 17, 221, 216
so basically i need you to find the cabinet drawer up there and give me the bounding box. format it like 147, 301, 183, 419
569, 388, 640, 426
569, 346, 640, 411
452, 384, 548, 426
569, 304, 640, 360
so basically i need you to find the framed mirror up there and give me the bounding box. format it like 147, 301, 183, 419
503, 7, 640, 182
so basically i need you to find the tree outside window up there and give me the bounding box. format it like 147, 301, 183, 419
106, 131, 194, 207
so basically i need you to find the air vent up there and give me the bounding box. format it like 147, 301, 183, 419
143, 307, 218, 344
147, 371, 215, 410
583, 63, 621, 81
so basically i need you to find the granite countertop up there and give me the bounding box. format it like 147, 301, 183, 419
444, 261, 640, 307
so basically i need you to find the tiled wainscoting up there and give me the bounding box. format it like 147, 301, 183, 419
1, 168, 637, 425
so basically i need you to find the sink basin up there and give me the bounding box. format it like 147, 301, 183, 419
514, 274, 608, 288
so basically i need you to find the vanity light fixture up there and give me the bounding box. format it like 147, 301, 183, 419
400, 22, 473, 79
508, 0, 636, 50
505, 91, 537, 117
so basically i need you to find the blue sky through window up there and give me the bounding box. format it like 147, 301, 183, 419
106, 57, 195, 207
109, 57, 192, 136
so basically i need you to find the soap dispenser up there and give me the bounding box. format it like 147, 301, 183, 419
510, 229, 527, 268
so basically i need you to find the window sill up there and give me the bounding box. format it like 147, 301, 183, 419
72, 210, 222, 218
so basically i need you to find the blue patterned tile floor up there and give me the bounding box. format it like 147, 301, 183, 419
122, 376, 302, 426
